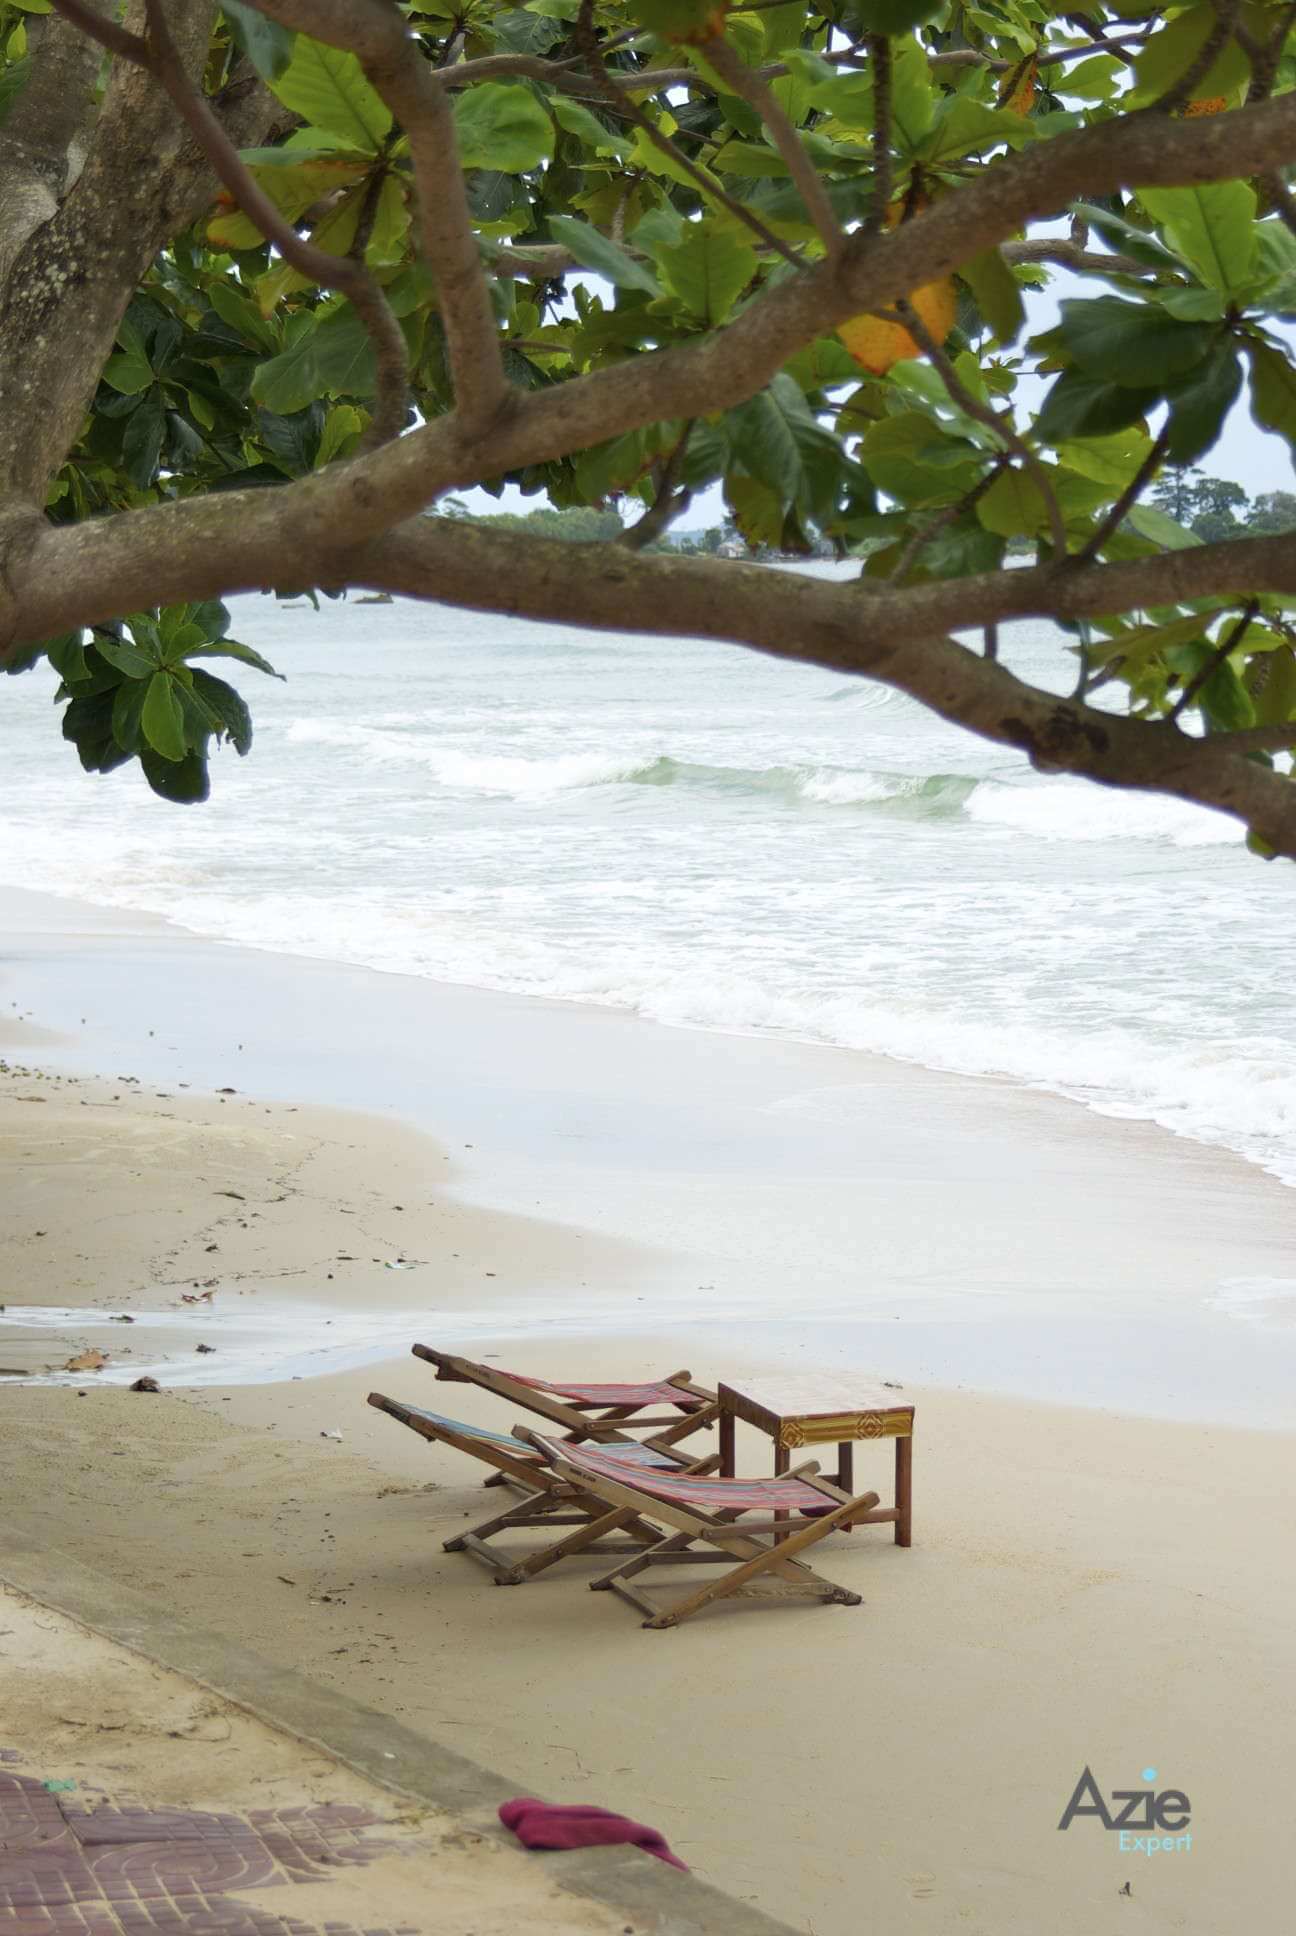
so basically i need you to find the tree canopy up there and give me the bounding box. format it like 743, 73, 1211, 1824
3, 0, 1296, 847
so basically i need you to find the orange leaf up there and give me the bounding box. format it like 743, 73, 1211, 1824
998, 54, 1037, 117
838, 314, 916, 375
838, 276, 957, 376
1184, 95, 1227, 116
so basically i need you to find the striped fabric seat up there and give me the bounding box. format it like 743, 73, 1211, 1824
532, 1433, 831, 1511
506, 1373, 706, 1410
398, 1403, 677, 1467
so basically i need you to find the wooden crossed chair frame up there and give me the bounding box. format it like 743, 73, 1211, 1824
515, 1429, 886, 1629
411, 1344, 720, 1453
366, 1392, 721, 1586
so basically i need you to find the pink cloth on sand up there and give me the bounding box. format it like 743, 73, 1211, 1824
498, 1797, 688, 1871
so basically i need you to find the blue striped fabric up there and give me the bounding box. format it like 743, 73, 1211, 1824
394, 1402, 677, 1467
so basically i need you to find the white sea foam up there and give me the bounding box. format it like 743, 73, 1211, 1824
1205, 1278, 1296, 1330
1, 596, 1294, 1193
965, 776, 1239, 846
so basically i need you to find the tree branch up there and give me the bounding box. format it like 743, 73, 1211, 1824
10, 85, 1296, 629
867, 38, 893, 236
703, 40, 844, 260
1003, 238, 1160, 279
0, 0, 115, 283
619, 422, 694, 550
337, 522, 1296, 857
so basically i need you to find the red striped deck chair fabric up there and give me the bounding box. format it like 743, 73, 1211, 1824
521, 1430, 887, 1628
411, 1345, 720, 1453
366, 1392, 717, 1586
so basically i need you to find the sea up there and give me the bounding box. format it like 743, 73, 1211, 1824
3, 563, 1295, 1189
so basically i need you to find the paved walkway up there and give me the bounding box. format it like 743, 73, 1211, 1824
0, 1584, 629, 1936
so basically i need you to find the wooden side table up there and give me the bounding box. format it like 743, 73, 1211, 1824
717, 1376, 914, 1545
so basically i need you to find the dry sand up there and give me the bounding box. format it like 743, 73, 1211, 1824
2, 1036, 1295, 1934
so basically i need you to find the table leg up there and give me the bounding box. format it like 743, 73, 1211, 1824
719, 1408, 736, 1479
834, 1441, 855, 1531
895, 1433, 913, 1547
773, 1439, 789, 1534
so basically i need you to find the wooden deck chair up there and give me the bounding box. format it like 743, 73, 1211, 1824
517, 1428, 886, 1629
366, 1393, 717, 1586
412, 1346, 720, 1460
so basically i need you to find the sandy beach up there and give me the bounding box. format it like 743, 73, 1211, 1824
3, 885, 1295, 1933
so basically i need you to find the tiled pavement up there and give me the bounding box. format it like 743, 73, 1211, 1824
0, 1753, 418, 1936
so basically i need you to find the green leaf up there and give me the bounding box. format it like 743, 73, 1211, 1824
1247, 340, 1296, 446
122, 390, 165, 488
976, 467, 1049, 538
658, 219, 757, 324
860, 412, 983, 504
140, 748, 210, 804
190, 667, 253, 755
183, 637, 284, 680
727, 387, 803, 501
316, 404, 364, 466
1175, 637, 1255, 731
111, 678, 148, 753
919, 97, 1038, 165
62, 691, 132, 775
93, 632, 158, 678
546, 215, 661, 294
271, 35, 391, 152
921, 515, 1004, 579
848, 0, 943, 30
961, 248, 1024, 347
1138, 183, 1258, 296
223, 2, 295, 81
101, 319, 153, 397
724, 472, 786, 549
1126, 504, 1203, 550
1056, 426, 1153, 488
454, 83, 554, 172
1131, 3, 1253, 108
1254, 644, 1296, 734
250, 303, 379, 413
207, 152, 371, 250
1055, 296, 1217, 388
141, 671, 187, 761
1163, 342, 1242, 466
889, 35, 935, 151
1035, 368, 1161, 443
551, 96, 632, 158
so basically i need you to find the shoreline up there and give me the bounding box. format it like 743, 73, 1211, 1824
4, 864, 1294, 1193
2, 880, 1294, 1427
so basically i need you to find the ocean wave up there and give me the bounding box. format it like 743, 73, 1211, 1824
966, 776, 1238, 846
278, 727, 1242, 844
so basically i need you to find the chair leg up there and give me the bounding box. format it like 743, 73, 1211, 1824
510, 1505, 647, 1582
641, 1531, 861, 1628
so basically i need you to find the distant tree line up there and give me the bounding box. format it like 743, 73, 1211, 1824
1149, 472, 1296, 544
446, 483, 1290, 559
